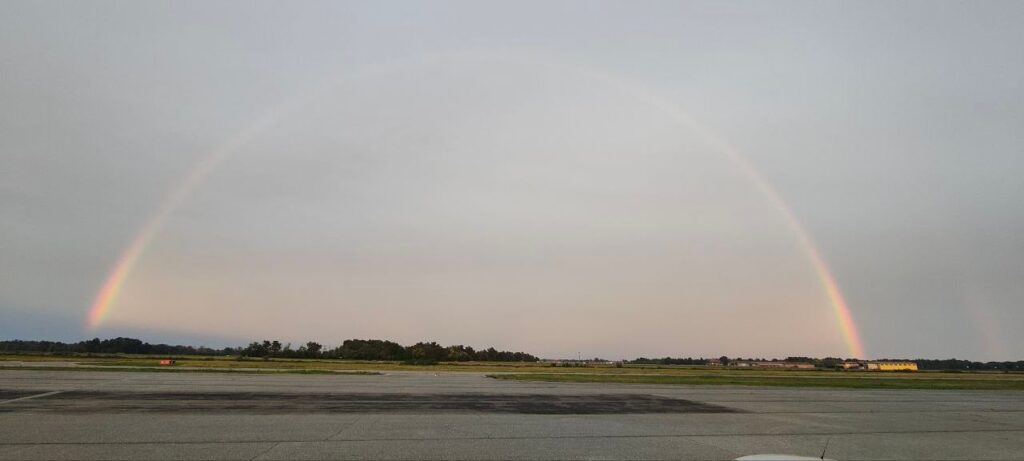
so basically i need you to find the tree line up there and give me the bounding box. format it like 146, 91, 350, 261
2, 339, 1021, 369
0, 337, 539, 362
629, 357, 708, 365
0, 338, 232, 355
239, 339, 539, 362
907, 359, 1024, 371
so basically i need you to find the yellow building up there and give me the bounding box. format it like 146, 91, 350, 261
866, 361, 918, 371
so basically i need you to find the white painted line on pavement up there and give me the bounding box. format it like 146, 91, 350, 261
0, 390, 62, 405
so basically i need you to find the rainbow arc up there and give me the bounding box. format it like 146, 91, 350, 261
87, 53, 867, 359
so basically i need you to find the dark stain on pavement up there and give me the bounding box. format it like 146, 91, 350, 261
0, 390, 738, 414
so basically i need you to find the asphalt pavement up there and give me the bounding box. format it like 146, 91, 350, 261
0, 369, 1021, 460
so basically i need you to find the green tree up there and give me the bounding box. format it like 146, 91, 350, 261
305, 342, 322, 357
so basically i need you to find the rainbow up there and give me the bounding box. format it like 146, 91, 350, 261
85, 52, 867, 359
87, 221, 154, 328
565, 65, 867, 359
87, 107, 294, 328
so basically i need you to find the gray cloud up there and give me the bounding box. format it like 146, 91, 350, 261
2, 1, 1022, 359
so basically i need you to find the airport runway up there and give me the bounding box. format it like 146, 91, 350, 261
0, 369, 1021, 460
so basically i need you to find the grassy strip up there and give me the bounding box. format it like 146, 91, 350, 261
71, 360, 550, 373
0, 354, 557, 373
0, 365, 380, 375
3, 354, 1021, 382
487, 373, 1024, 390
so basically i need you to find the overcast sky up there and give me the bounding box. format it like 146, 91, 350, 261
2, 1, 1022, 360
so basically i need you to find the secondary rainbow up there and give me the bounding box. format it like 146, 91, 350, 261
86, 52, 867, 359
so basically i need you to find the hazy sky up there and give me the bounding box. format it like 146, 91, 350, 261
2, 1, 1022, 360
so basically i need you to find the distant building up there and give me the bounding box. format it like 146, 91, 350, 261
842, 361, 866, 370
706, 359, 722, 366
866, 361, 918, 371
730, 361, 815, 369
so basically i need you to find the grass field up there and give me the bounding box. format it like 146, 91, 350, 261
2, 353, 1021, 389
487, 371, 1024, 390
0, 353, 566, 373
0, 365, 377, 375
